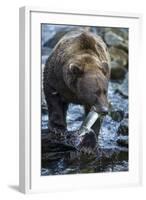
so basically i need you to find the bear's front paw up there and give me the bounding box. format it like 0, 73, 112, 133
77, 129, 97, 154
63, 129, 98, 154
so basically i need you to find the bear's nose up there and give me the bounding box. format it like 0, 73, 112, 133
100, 106, 108, 115
92, 105, 109, 115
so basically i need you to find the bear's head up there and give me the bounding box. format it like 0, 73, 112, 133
63, 54, 110, 114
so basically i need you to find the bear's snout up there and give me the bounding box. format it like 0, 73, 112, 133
93, 104, 109, 115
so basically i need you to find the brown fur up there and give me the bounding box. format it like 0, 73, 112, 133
43, 30, 110, 134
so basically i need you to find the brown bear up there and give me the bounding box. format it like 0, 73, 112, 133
43, 30, 110, 144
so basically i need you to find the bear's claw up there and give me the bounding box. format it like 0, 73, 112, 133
76, 129, 97, 154
64, 129, 97, 154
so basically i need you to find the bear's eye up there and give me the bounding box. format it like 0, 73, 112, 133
69, 63, 83, 75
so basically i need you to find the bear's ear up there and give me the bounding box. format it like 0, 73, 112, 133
100, 62, 110, 78
69, 63, 83, 75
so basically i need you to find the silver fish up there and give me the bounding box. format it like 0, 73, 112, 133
79, 106, 99, 136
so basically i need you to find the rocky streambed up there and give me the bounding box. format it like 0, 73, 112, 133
41, 25, 129, 176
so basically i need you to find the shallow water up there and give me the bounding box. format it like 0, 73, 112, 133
41, 149, 128, 176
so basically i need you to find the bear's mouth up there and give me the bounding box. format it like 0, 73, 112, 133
92, 104, 109, 115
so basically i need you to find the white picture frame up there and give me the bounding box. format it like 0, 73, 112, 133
19, 6, 142, 194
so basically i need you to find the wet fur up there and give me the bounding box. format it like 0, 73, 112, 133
43, 30, 110, 135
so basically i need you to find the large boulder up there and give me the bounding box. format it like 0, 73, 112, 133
110, 61, 127, 80
109, 47, 128, 67
109, 46, 128, 80
43, 28, 69, 48
116, 135, 128, 147
110, 109, 124, 122
104, 31, 124, 46
117, 119, 128, 136
110, 28, 128, 40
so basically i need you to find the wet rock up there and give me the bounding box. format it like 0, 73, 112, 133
116, 74, 128, 98
41, 133, 76, 155
94, 27, 107, 38
117, 135, 128, 147
104, 31, 124, 46
95, 27, 128, 43
117, 119, 128, 135
116, 89, 128, 99
109, 46, 128, 67
117, 41, 128, 53
110, 28, 128, 40
44, 28, 68, 48
109, 46, 128, 80
110, 61, 127, 80
110, 110, 124, 122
